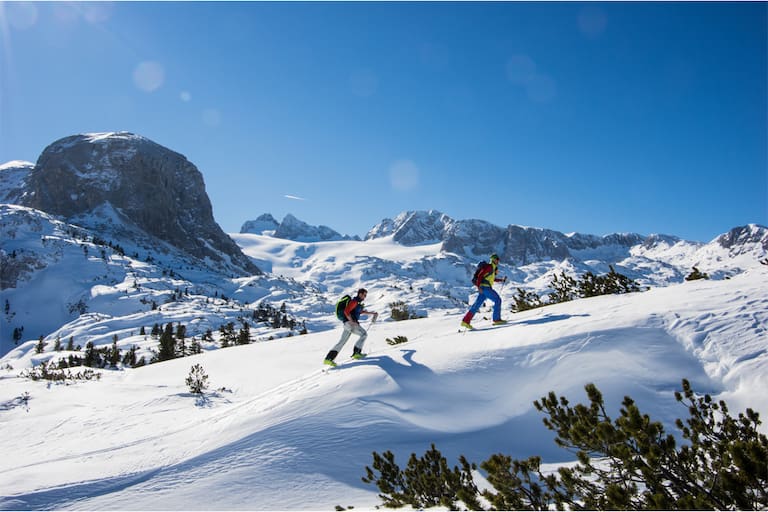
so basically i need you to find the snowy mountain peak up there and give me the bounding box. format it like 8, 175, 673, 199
366, 209, 456, 245
241, 213, 358, 242
366, 210, 736, 267
240, 214, 280, 235
16, 132, 260, 276
0, 160, 35, 171
715, 224, 768, 254
0, 160, 35, 204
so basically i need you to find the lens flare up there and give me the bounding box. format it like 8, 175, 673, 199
133, 61, 165, 92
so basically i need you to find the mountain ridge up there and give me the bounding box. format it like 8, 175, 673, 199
1, 133, 766, 360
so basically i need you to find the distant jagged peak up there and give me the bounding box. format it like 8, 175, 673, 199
640, 233, 686, 249
366, 209, 456, 245
715, 224, 768, 252
240, 214, 280, 235
241, 213, 357, 242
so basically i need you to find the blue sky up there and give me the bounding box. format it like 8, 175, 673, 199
1, 2, 766, 242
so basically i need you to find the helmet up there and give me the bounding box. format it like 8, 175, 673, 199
490, 253, 500, 262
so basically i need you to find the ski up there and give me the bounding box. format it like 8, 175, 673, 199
459, 322, 510, 333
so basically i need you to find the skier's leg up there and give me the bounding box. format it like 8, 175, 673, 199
488, 288, 502, 321
351, 323, 368, 354
463, 288, 488, 325
326, 323, 353, 360
468, 290, 487, 314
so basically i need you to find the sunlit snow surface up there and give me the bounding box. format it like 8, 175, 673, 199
1, 267, 766, 511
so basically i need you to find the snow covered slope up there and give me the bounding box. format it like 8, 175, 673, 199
0, 267, 765, 510
0, 205, 310, 359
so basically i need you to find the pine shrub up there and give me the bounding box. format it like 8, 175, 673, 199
362, 379, 768, 510
362, 444, 480, 510
511, 288, 543, 312
20, 361, 101, 383
389, 301, 414, 321
185, 364, 209, 395
386, 335, 409, 346
547, 271, 579, 304
685, 266, 710, 281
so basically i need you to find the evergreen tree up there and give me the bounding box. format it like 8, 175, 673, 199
511, 288, 543, 312
157, 323, 176, 361
83, 342, 96, 367
13, 326, 23, 345
236, 321, 251, 345
122, 346, 138, 367
362, 444, 480, 510
547, 271, 578, 304
185, 364, 209, 394
604, 265, 641, 294
578, 271, 603, 297
109, 338, 120, 367
219, 322, 236, 348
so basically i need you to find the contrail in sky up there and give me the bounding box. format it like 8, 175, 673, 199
284, 194, 306, 201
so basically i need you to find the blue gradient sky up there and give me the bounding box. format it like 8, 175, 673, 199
1, 2, 766, 242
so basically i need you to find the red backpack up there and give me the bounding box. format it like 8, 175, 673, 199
472, 261, 493, 286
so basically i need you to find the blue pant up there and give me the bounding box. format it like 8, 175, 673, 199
468, 286, 502, 321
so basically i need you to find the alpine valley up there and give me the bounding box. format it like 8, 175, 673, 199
0, 132, 766, 510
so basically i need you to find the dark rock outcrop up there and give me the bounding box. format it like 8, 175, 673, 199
19, 132, 260, 275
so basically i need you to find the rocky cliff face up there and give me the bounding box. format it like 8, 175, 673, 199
18, 132, 260, 275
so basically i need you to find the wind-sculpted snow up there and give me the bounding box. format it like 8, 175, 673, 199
0, 268, 765, 510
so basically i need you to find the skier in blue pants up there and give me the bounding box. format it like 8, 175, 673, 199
461, 253, 507, 329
